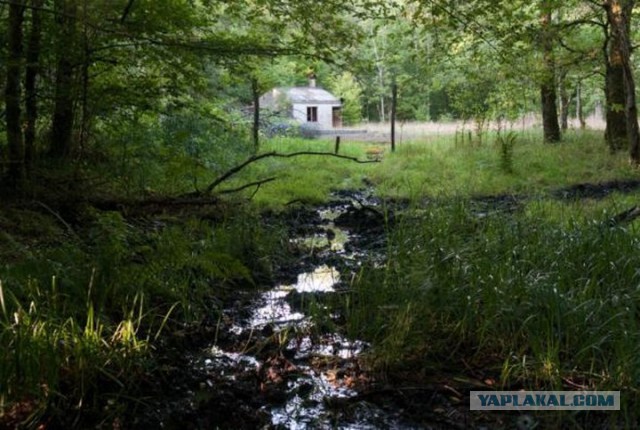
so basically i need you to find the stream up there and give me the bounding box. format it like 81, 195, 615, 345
189, 190, 421, 429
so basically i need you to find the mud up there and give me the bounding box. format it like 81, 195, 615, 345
123, 190, 423, 429
554, 178, 640, 200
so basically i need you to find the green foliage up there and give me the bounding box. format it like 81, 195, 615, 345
344, 198, 640, 420
0, 207, 286, 423
327, 72, 363, 125
497, 131, 517, 173
369, 130, 636, 200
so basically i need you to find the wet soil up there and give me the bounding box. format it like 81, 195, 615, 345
553, 178, 640, 200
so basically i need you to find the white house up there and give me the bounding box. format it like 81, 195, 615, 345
260, 77, 342, 129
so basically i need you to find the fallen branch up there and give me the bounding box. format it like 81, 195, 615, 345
217, 177, 278, 195
203, 151, 378, 195
608, 206, 640, 226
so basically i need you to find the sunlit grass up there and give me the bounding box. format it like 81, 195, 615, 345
371, 130, 637, 199
219, 130, 638, 209
0, 207, 286, 426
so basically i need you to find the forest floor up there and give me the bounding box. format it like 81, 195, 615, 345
2, 132, 640, 428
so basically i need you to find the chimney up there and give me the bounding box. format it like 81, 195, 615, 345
308, 73, 317, 88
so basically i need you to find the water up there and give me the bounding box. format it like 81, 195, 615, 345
196, 191, 417, 429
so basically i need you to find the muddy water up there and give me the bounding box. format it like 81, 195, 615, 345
194, 192, 419, 429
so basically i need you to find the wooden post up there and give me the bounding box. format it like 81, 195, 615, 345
335, 135, 341, 154
391, 79, 397, 152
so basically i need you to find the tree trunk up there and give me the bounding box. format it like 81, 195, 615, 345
4, 0, 26, 188
577, 83, 586, 129
251, 78, 260, 153
25, 0, 43, 169
559, 72, 571, 131
50, 0, 77, 159
605, 0, 640, 164
391, 79, 397, 152
604, 6, 628, 152
540, 8, 561, 143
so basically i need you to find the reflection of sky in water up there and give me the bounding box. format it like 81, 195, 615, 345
251, 289, 305, 327
249, 266, 339, 328
290, 265, 339, 293
205, 198, 416, 429
287, 334, 368, 360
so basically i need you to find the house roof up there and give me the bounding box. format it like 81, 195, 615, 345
262, 87, 341, 106
285, 87, 340, 104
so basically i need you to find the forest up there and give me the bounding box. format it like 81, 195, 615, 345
2, 0, 640, 428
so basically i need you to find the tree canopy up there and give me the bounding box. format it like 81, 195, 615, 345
3, 0, 640, 194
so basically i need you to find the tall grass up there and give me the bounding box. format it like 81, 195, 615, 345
213, 131, 638, 208
343, 198, 640, 421
370, 130, 636, 199
0, 207, 285, 426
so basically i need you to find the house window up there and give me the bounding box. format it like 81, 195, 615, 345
307, 106, 318, 122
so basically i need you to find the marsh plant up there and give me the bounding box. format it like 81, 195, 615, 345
496, 131, 517, 173
344, 199, 640, 421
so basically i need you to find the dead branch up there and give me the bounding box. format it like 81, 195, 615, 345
217, 177, 278, 195
608, 206, 640, 226
203, 151, 378, 195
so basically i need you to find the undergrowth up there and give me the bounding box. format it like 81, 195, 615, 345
0, 206, 285, 427
343, 198, 640, 424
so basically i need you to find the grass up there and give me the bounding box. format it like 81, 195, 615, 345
0, 205, 286, 427
206, 129, 637, 209
3, 126, 640, 426
309, 131, 640, 425
348, 201, 640, 423
370, 130, 637, 199
200, 129, 640, 425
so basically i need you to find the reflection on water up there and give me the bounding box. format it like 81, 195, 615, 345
249, 265, 339, 328
291, 265, 339, 293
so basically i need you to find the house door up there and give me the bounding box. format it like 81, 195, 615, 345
332, 107, 342, 128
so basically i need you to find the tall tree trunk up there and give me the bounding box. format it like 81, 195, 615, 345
391, 78, 397, 152
50, 0, 77, 159
604, 8, 628, 152
251, 78, 260, 153
24, 0, 43, 169
540, 8, 561, 143
5, 0, 26, 188
605, 0, 640, 164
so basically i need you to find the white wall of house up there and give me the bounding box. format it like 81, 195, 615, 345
292, 103, 340, 128
291, 104, 308, 124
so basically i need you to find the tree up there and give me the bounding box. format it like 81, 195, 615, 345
4, 0, 25, 188
539, 1, 562, 142
328, 72, 363, 125
602, 1, 629, 151
24, 0, 43, 168
603, 0, 640, 164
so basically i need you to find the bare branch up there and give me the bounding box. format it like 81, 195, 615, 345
217, 177, 278, 195
204, 151, 379, 195
120, 0, 134, 24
